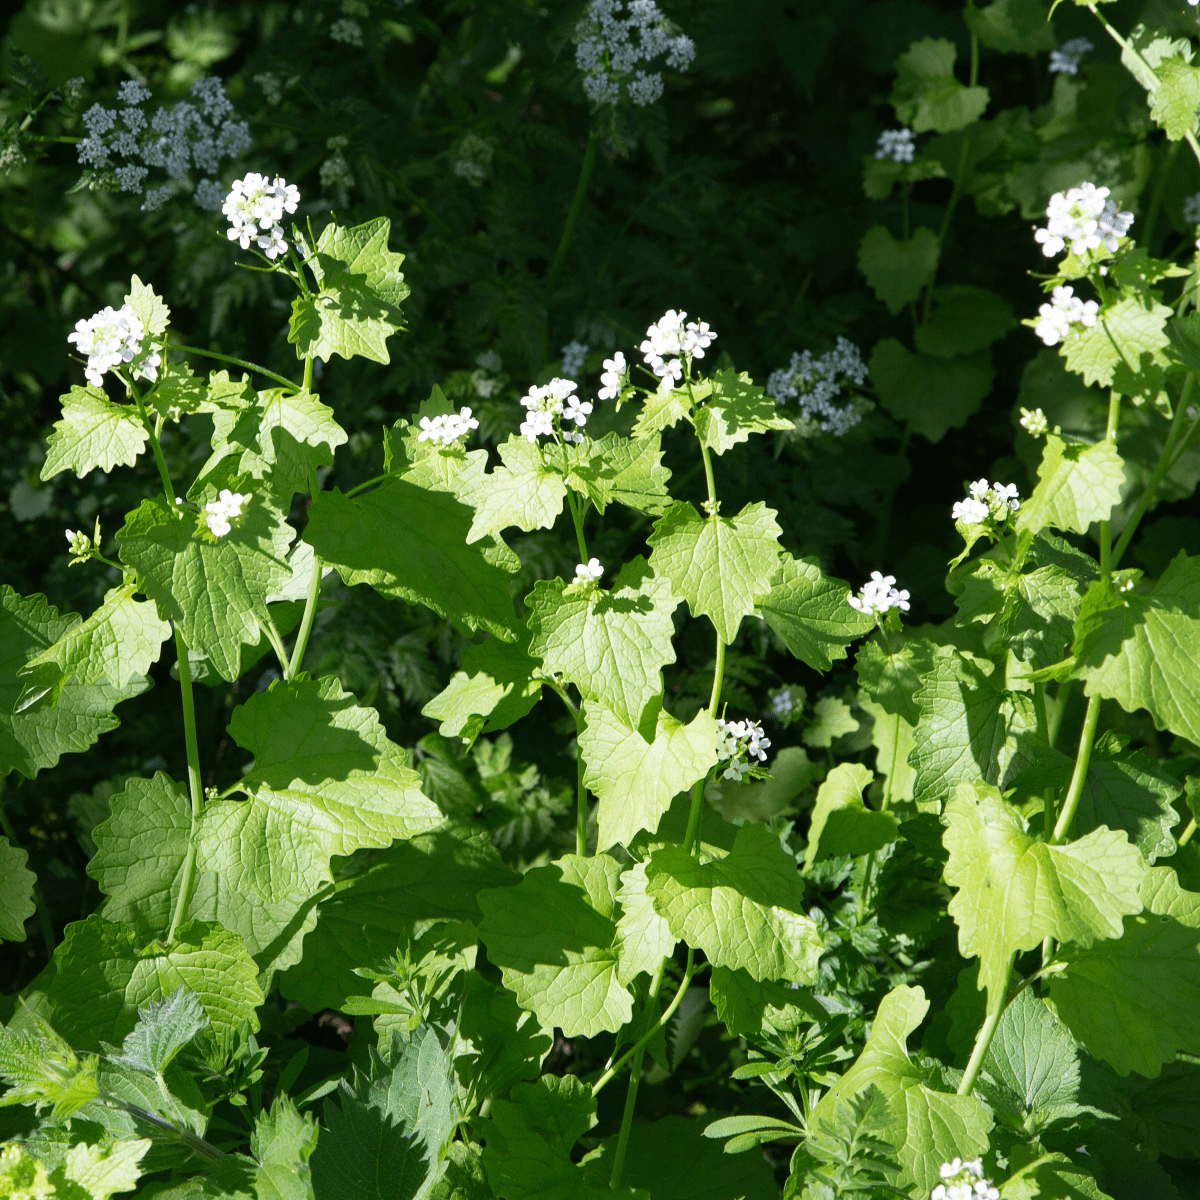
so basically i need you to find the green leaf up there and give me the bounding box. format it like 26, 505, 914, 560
288, 218, 409, 364
422, 638, 544, 747
55, 1138, 151, 1200
801, 695, 860, 748
455, 973, 553, 1107
106, 986, 209, 1076
915, 286, 1015, 357
478, 853, 633, 1038
40, 386, 149, 480
803, 763, 898, 868
143, 360, 214, 422
855, 638, 927, 725
1016, 435, 1126, 537
125, 273, 170, 338
0, 835, 35, 941
648, 501, 781, 645
1111, 1061, 1200, 1160
707, 965, 825, 1038
44, 914, 263, 1054
429, 1143, 489, 1200
303, 479, 519, 641
943, 781, 1147, 1006
614, 861, 678, 986
757, 555, 873, 671
856, 226, 940, 314
0, 1007, 101, 1118
692, 370, 792, 456
998, 1151, 1110, 1200
811, 986, 992, 1195
631, 384, 694, 439
1076, 552, 1200, 746
1150, 55, 1200, 140
645, 823, 822, 984
0, 586, 149, 781
869, 340, 994, 443
21, 584, 171, 693
963, 0, 1056, 53
579, 701, 718, 852
561, 433, 672, 517
1062, 297, 1172, 389
252, 1097, 319, 1200
452, 436, 567, 541
891, 38, 990, 132
200, 676, 441, 902
1048, 865, 1200, 1077
528, 558, 679, 729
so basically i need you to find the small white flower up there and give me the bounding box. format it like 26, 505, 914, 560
767, 338, 870, 436
715, 716, 771, 780
934, 1158, 998, 1200
64, 528, 91, 558
329, 17, 364, 45
1048, 37, 1093, 75
771, 689, 795, 716
968, 479, 990, 500
574, 0, 693, 110
599, 350, 627, 400
67, 303, 158, 388
519, 377, 580, 442
847, 570, 911, 616
952, 498, 991, 526
993, 482, 1020, 511
874, 128, 915, 163
257, 225, 288, 260
561, 340, 589, 378
223, 173, 300, 250
417, 407, 479, 446
574, 558, 604, 583
204, 488, 250, 537
1019, 406, 1049, 436
1033, 284, 1099, 347
1033, 182, 1133, 259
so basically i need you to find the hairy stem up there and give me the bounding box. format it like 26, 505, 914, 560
170, 343, 301, 393
287, 473, 325, 681
166, 625, 205, 945
544, 127, 600, 360
1051, 695, 1103, 845
957, 957, 1013, 1097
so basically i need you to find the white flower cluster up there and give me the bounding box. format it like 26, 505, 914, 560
1184, 192, 1200, 225
1019, 406, 1049, 436
77, 77, 251, 212
874, 128, 915, 163
766, 338, 870, 436
222, 173, 301, 260
599, 351, 628, 400
64, 528, 92, 560
715, 718, 771, 782
418, 408, 479, 446
1033, 284, 1099, 347
1049, 37, 1094, 75
1033, 183, 1134, 258
519, 378, 592, 443
847, 571, 910, 616
932, 1159, 999, 1200
330, 18, 364, 45
561, 340, 590, 379
639, 309, 715, 384
952, 480, 1020, 527
204, 489, 250, 538
574, 558, 604, 584
574, 0, 695, 109
771, 689, 797, 716
67, 304, 160, 388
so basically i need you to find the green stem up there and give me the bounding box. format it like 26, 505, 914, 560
170, 344, 301, 393
684, 637, 726, 857
287, 472, 324, 681
698, 441, 717, 511
575, 749, 588, 857
166, 626, 205, 945
303, 356, 314, 393
565, 487, 589, 562
1098, 388, 1122, 579
261, 609, 291, 675
129, 384, 176, 505
345, 473, 388, 499
544, 127, 601, 359
1051, 695, 1102, 845
1180, 818, 1197, 847
957, 956, 1013, 1097
859, 772, 893, 919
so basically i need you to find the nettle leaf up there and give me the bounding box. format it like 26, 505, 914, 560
1076, 552, 1200, 746
857, 226, 940, 314
0, 586, 148, 781
454, 436, 567, 542
811, 986, 991, 1196
645, 822, 823, 984
528, 557, 679, 728
1016, 435, 1125, 537
106, 986, 209, 1076
477, 853, 633, 1037
41, 386, 149, 480
118, 465, 293, 683
1062, 296, 1172, 388
615, 861, 678, 986
0, 834, 36, 941
869, 340, 994, 443
0, 1009, 101, 1117
44, 914, 263, 1053
580, 700, 718, 852
1049, 865, 1200, 1077
562, 432, 672, 516
648, 501, 781, 644
21, 584, 171, 694
758, 555, 873, 671
943, 782, 1146, 1006
200, 675, 442, 901
252, 1097, 319, 1200
289, 217, 409, 364
963, 0, 1056, 54
207, 386, 348, 502
304, 479, 520, 641
804, 763, 898, 869
1150, 55, 1200, 140
915, 286, 1015, 357
891, 38, 990, 132
54, 1138, 151, 1200
693, 369, 792, 455
423, 638, 544, 746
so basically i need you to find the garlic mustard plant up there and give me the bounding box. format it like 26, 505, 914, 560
847, 571, 911, 616
203, 488, 250, 537
67, 304, 160, 387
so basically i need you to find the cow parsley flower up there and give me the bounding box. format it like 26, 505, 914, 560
574, 558, 604, 584
771, 689, 797, 716
1020, 406, 1049, 436
1033, 183, 1134, 258
848, 571, 910, 616
520, 377, 585, 442
767, 338, 870, 435
574, 0, 694, 110
875, 128, 915, 163
223, 173, 300, 253
67, 304, 160, 387
561, 340, 589, 378
205, 489, 250, 538
1033, 285, 1099, 346
599, 351, 628, 400
418, 408, 480, 446
1049, 37, 1094, 75
639, 309, 716, 380
715, 717, 771, 782
329, 18, 364, 45
932, 1159, 999, 1200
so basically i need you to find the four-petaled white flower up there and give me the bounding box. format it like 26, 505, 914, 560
574, 558, 604, 584
205, 488, 250, 537
1033, 182, 1133, 259
417, 408, 480, 447
257, 225, 288, 260
848, 571, 911, 616
771, 689, 795, 716
223, 173, 300, 254
599, 351, 628, 400
1049, 37, 1093, 75
1033, 284, 1099, 347
953, 480, 1020, 527
519, 377, 585, 443
715, 717, 771, 782
1019, 406, 1049, 436
639, 309, 716, 381
67, 304, 160, 388
874, 128, 915, 163
932, 1158, 999, 1200
952, 498, 991, 526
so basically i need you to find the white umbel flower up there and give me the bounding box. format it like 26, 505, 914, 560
715, 717, 771, 782
874, 128, 915, 163
417, 407, 480, 446
1033, 183, 1133, 258
1049, 37, 1093, 75
847, 571, 911, 616
223, 173, 300, 250
598, 350, 627, 400
204, 488, 250, 537
574, 0, 694, 110
574, 558, 604, 583
932, 1158, 999, 1200
766, 338, 870, 436
67, 304, 160, 388
1033, 284, 1099, 346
